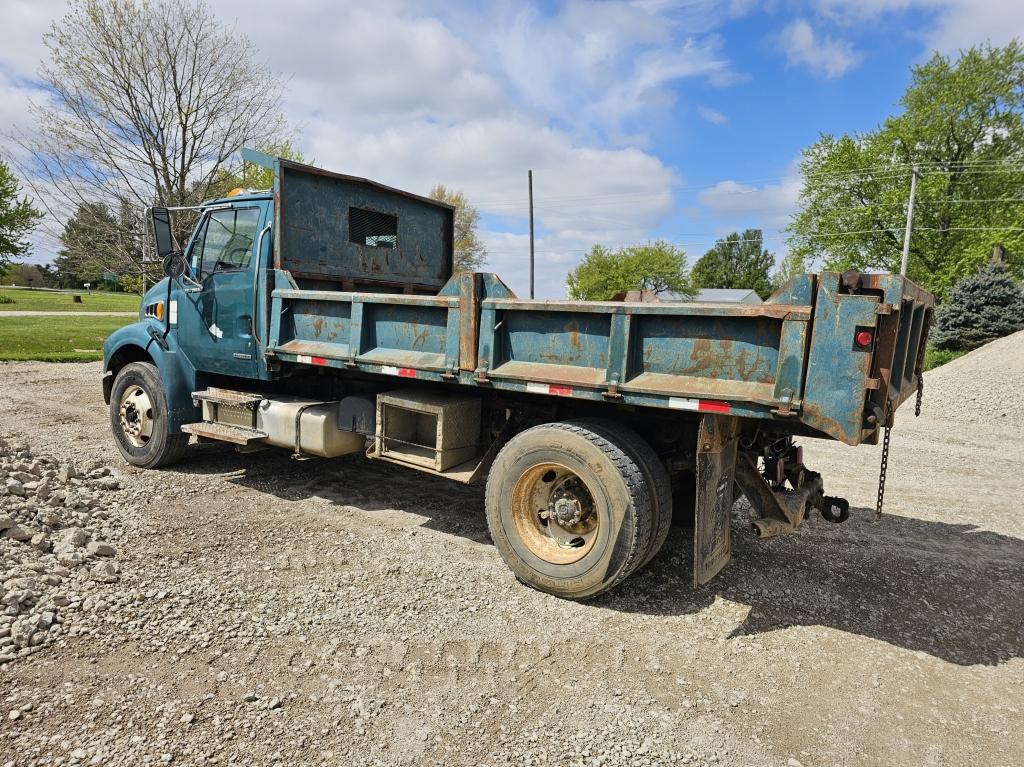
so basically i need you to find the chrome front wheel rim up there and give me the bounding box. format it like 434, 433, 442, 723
118, 385, 154, 448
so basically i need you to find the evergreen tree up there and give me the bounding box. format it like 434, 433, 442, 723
931, 259, 1024, 351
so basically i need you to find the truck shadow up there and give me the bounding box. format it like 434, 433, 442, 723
612, 505, 1024, 667
174, 445, 1023, 667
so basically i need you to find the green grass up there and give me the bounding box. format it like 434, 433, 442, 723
923, 346, 967, 372
0, 287, 141, 313
0, 315, 136, 361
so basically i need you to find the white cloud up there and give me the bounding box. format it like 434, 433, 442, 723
697, 105, 728, 125
697, 172, 802, 233
907, 0, 1024, 54
776, 18, 862, 79
815, 1, 1024, 55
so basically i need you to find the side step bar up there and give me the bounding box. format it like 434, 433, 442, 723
181, 421, 268, 445
192, 387, 264, 410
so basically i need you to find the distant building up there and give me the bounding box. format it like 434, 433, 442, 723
662, 288, 763, 304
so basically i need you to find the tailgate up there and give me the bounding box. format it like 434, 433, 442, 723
801, 272, 935, 445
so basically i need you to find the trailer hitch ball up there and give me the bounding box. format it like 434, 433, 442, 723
820, 496, 850, 524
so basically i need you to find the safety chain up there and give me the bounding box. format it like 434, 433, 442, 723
875, 421, 892, 520
914, 310, 932, 418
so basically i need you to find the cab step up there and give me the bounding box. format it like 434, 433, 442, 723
191, 387, 264, 410
181, 421, 268, 446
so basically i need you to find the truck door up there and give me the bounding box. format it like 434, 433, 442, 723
177, 204, 265, 378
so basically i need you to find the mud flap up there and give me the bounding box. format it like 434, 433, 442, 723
693, 413, 739, 586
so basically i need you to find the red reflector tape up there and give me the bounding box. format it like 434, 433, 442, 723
382, 365, 417, 378
526, 382, 573, 396
697, 399, 731, 414
296, 354, 328, 366
668, 397, 732, 414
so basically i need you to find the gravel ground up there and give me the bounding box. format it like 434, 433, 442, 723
0, 331, 1022, 766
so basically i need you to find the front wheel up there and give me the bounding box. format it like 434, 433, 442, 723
109, 361, 189, 468
485, 420, 655, 600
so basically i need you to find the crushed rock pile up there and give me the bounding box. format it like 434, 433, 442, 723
0, 436, 122, 664
920, 330, 1024, 428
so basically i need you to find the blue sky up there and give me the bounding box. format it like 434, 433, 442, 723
2, 0, 1022, 297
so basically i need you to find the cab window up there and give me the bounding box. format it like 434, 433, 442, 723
191, 207, 261, 277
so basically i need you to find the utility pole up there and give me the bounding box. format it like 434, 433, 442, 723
528, 170, 535, 299
900, 165, 919, 276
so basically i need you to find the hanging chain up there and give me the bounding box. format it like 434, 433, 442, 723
914, 309, 932, 418
875, 421, 892, 520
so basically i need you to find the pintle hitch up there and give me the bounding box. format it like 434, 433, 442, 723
737, 438, 851, 539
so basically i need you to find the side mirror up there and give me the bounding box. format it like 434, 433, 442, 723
162, 252, 188, 280
151, 207, 176, 259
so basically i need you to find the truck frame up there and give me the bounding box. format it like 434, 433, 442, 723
102, 151, 935, 599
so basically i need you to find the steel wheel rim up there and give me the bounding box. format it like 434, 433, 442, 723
118, 384, 154, 448
511, 462, 599, 565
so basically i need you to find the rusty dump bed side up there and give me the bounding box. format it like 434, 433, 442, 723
267, 270, 935, 446
272, 157, 454, 294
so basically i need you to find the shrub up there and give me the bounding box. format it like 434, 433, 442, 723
923, 346, 965, 371
931, 261, 1024, 351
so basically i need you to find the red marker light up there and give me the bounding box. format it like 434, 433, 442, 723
855, 330, 873, 348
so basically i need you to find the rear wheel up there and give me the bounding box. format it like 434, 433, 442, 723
583, 420, 672, 567
485, 420, 655, 599
109, 362, 189, 468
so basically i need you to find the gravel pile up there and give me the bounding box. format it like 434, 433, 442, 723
921, 329, 1024, 428
0, 436, 122, 665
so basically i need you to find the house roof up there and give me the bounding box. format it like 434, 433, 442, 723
660, 288, 764, 304
692, 288, 763, 304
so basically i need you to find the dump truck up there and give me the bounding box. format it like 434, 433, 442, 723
102, 150, 936, 599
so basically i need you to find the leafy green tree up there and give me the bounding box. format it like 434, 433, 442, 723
789, 41, 1024, 298
428, 184, 487, 272
0, 157, 43, 271
931, 257, 1024, 350
691, 229, 774, 299
772, 250, 807, 290
566, 240, 692, 300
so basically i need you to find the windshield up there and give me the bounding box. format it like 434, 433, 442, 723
191, 207, 261, 277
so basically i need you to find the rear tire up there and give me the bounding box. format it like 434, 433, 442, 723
580, 419, 672, 567
485, 420, 654, 600
109, 362, 189, 469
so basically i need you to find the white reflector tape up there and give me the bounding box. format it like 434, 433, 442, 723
668, 397, 700, 411
381, 365, 399, 375
297, 354, 312, 364
669, 397, 731, 414
169, 300, 177, 325
526, 382, 572, 396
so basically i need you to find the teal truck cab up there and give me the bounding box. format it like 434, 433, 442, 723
102, 150, 935, 599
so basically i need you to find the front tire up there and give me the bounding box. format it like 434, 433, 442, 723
485, 420, 655, 600
109, 362, 189, 468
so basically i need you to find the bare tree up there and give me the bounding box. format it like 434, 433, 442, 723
14, 0, 289, 281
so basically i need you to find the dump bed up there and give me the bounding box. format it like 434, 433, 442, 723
255, 152, 934, 445
267, 269, 934, 446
